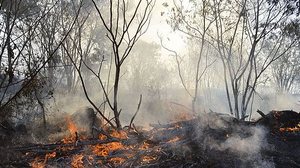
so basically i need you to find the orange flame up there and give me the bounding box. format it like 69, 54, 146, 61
30, 157, 45, 168
142, 155, 157, 163
280, 123, 300, 132
30, 122, 178, 167
30, 152, 57, 168
139, 141, 151, 150
110, 130, 128, 139
66, 116, 78, 135
109, 157, 126, 164
93, 130, 128, 155
98, 134, 107, 140
71, 154, 84, 168
167, 136, 181, 143
92, 141, 124, 157
45, 152, 56, 162
62, 116, 81, 144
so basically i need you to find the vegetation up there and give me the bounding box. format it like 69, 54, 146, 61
0, 0, 299, 129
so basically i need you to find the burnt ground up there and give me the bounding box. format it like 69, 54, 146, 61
0, 110, 299, 168
146, 110, 300, 168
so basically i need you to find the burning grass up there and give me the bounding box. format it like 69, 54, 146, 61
24, 117, 162, 167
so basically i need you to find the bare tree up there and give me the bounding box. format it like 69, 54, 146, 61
272, 53, 300, 93
271, 21, 300, 93
163, 0, 298, 119
87, 0, 155, 128
211, 0, 298, 119
161, 0, 216, 113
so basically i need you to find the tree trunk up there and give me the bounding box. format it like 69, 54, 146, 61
113, 64, 121, 128
6, 11, 14, 83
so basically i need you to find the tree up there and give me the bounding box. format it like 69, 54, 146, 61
211, 0, 298, 119
271, 21, 300, 93
124, 41, 171, 116
0, 0, 82, 123
161, 0, 216, 113
0, 0, 45, 119
164, 0, 298, 119
89, 0, 155, 128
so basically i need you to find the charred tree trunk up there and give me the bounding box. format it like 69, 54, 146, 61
6, 10, 14, 83
113, 64, 121, 129
34, 89, 46, 129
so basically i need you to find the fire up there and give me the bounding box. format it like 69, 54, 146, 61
45, 152, 56, 161
139, 141, 151, 150
93, 130, 128, 154
92, 141, 125, 157
90, 130, 135, 165
71, 154, 84, 168
30, 152, 57, 168
27, 120, 180, 167
90, 130, 130, 165
167, 136, 181, 143
110, 130, 128, 139
30, 157, 45, 168
66, 116, 78, 135
142, 155, 157, 163
62, 116, 86, 144
109, 157, 126, 164
98, 134, 107, 140
280, 123, 300, 132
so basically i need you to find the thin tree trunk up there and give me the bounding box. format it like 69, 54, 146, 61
6, 10, 14, 83
113, 64, 121, 128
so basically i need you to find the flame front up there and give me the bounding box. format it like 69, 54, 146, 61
92, 141, 124, 157
28, 119, 180, 167
91, 130, 129, 164
280, 123, 300, 132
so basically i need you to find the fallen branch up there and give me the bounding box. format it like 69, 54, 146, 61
129, 94, 143, 128
256, 109, 266, 118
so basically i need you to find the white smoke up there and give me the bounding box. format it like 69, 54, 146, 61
218, 126, 266, 155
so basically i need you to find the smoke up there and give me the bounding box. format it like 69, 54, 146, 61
191, 113, 275, 168
215, 126, 267, 155
52, 93, 90, 114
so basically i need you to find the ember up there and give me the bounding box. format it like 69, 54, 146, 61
142, 155, 157, 163
280, 123, 300, 132
167, 136, 181, 143
45, 152, 56, 161
30, 158, 45, 168
71, 154, 84, 168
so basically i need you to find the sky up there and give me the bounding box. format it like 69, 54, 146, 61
140, 0, 187, 53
